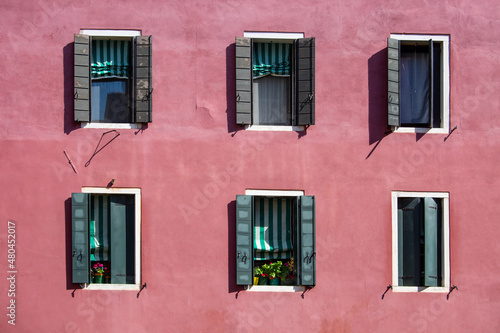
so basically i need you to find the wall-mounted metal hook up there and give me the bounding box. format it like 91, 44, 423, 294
444, 125, 458, 142
381, 284, 392, 299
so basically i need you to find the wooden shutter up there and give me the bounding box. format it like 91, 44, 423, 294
399, 198, 421, 286
235, 37, 252, 125
74, 34, 91, 122
110, 195, 135, 284
298, 196, 316, 286
295, 38, 315, 126
236, 195, 253, 285
387, 38, 400, 127
134, 36, 153, 123
424, 197, 439, 286
428, 39, 434, 128
72, 193, 90, 284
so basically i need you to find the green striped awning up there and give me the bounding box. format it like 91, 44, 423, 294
90, 195, 110, 262
91, 40, 131, 79
254, 197, 293, 260
253, 42, 291, 79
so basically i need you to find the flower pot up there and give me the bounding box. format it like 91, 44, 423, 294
93, 273, 104, 284
281, 278, 294, 285
269, 278, 280, 285
104, 275, 111, 284
258, 276, 269, 285
254, 276, 259, 285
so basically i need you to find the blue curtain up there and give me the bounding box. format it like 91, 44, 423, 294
91, 80, 129, 123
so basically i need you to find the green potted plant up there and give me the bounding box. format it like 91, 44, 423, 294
268, 261, 283, 285
280, 257, 295, 285
91, 262, 108, 284
259, 263, 271, 285
254, 266, 263, 285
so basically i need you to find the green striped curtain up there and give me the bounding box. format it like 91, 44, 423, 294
90, 195, 110, 262
254, 197, 293, 260
91, 40, 131, 79
253, 42, 291, 78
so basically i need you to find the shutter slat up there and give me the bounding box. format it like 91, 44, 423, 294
388, 37, 400, 127
235, 37, 252, 125
424, 197, 439, 287
74, 34, 90, 122
72, 193, 90, 284
295, 38, 315, 126
299, 196, 315, 286
134, 35, 152, 123
236, 195, 253, 285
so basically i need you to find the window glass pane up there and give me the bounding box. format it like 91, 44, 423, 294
400, 45, 430, 126
253, 76, 290, 125
91, 80, 130, 123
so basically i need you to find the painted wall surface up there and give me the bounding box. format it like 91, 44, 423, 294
1, 0, 500, 332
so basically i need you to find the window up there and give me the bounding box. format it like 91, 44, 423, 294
71, 187, 141, 290
392, 191, 450, 292
74, 30, 152, 128
388, 34, 450, 133
236, 190, 315, 291
235, 32, 315, 130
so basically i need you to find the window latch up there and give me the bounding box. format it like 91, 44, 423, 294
143, 88, 154, 101
304, 252, 315, 264
74, 91, 78, 99
72, 250, 83, 262
236, 93, 240, 102
308, 92, 314, 102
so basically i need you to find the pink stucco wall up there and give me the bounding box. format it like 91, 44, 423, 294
1, 0, 500, 332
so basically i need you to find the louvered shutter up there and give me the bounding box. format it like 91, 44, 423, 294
236, 195, 253, 285
235, 37, 252, 125
428, 40, 434, 128
399, 198, 422, 286
74, 34, 91, 122
110, 195, 135, 284
295, 38, 315, 126
424, 197, 439, 286
298, 196, 316, 286
134, 36, 153, 123
387, 38, 400, 127
72, 193, 90, 284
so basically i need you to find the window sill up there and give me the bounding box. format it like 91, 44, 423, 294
244, 285, 306, 292
245, 125, 306, 132
392, 286, 449, 293
81, 283, 141, 291
392, 126, 449, 134
81, 122, 143, 130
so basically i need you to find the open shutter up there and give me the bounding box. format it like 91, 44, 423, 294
235, 37, 252, 125
298, 196, 315, 286
387, 37, 400, 127
424, 197, 439, 286
236, 195, 253, 285
74, 34, 91, 122
110, 195, 135, 284
295, 38, 315, 126
134, 36, 153, 123
428, 39, 434, 128
72, 193, 90, 284
399, 198, 422, 286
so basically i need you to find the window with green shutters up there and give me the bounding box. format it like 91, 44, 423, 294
236, 32, 315, 129
236, 190, 316, 290
74, 30, 152, 126
387, 34, 450, 134
391, 191, 450, 292
71, 188, 142, 290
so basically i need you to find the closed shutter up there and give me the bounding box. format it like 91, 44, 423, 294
298, 196, 315, 286
72, 193, 90, 284
387, 37, 400, 127
74, 34, 91, 122
236, 195, 253, 285
399, 198, 422, 286
134, 35, 153, 123
424, 197, 439, 286
235, 37, 252, 125
110, 195, 135, 284
428, 39, 434, 128
295, 38, 315, 126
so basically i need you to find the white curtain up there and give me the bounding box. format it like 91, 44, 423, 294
252, 75, 290, 125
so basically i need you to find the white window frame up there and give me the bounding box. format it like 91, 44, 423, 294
244, 189, 306, 292
81, 187, 142, 291
391, 191, 450, 293
390, 34, 450, 134
79, 29, 143, 130
243, 32, 306, 132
